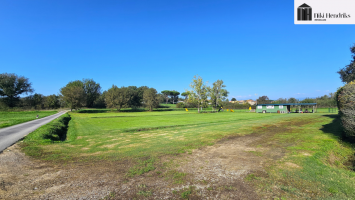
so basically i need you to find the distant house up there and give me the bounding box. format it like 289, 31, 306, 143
246, 99, 256, 105
234, 99, 256, 105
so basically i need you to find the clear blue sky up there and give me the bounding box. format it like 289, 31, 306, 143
1, 0, 354, 100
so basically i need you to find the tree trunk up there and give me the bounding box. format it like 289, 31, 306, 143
198, 102, 200, 113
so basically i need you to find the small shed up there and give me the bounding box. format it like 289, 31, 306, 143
256, 103, 317, 113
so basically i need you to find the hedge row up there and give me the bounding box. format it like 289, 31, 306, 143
337, 82, 355, 139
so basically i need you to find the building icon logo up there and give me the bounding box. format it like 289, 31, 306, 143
297, 3, 312, 21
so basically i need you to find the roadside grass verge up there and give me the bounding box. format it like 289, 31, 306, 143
0, 110, 58, 128
21, 113, 71, 158
245, 115, 355, 199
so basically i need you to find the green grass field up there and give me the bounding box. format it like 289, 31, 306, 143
0, 110, 58, 128
23, 110, 305, 160
160, 103, 176, 108
21, 109, 355, 199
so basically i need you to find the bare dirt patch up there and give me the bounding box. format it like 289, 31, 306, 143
0, 144, 129, 200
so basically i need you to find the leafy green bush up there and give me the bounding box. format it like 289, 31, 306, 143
176, 102, 185, 108
337, 82, 355, 138
43, 114, 71, 141
222, 102, 255, 109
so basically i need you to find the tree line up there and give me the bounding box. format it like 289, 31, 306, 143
256, 95, 337, 108
0, 73, 180, 111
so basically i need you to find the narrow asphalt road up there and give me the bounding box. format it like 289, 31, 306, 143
0, 111, 68, 152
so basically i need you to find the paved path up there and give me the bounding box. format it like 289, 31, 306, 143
0, 111, 68, 152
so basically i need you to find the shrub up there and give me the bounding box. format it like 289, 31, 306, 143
176, 102, 185, 108
337, 82, 355, 138
222, 102, 255, 110
42, 114, 71, 141
185, 101, 198, 108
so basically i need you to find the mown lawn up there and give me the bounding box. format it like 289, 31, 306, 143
0, 110, 58, 128
23, 110, 325, 161
245, 114, 355, 199
21, 109, 355, 199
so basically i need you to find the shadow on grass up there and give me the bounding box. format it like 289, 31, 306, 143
320, 114, 355, 170
43, 115, 71, 142
77, 108, 178, 113
77, 109, 109, 113
320, 114, 355, 143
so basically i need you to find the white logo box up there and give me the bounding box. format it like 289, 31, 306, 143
294, 0, 355, 24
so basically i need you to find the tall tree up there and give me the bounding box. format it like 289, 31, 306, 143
256, 96, 270, 104
105, 85, 131, 111
157, 93, 165, 103
105, 85, 119, 110
0, 73, 34, 107
181, 92, 189, 100
189, 75, 208, 113
83, 79, 101, 108
45, 94, 60, 109
33, 93, 44, 109
93, 90, 107, 108
300, 98, 315, 103
161, 90, 171, 104
338, 44, 355, 83
181, 91, 190, 104
143, 88, 159, 111
128, 86, 139, 108
60, 80, 86, 111
129, 86, 148, 108
287, 97, 298, 103
169, 90, 180, 104
209, 80, 228, 112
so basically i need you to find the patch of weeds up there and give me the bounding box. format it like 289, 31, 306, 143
103, 192, 116, 199
328, 187, 338, 194
245, 173, 260, 181
156, 171, 162, 174
181, 186, 193, 199
137, 190, 152, 197
172, 171, 186, 184
280, 185, 299, 195
207, 187, 213, 191
224, 186, 237, 191
127, 157, 156, 177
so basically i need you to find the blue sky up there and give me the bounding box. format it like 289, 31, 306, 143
1, 0, 354, 100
